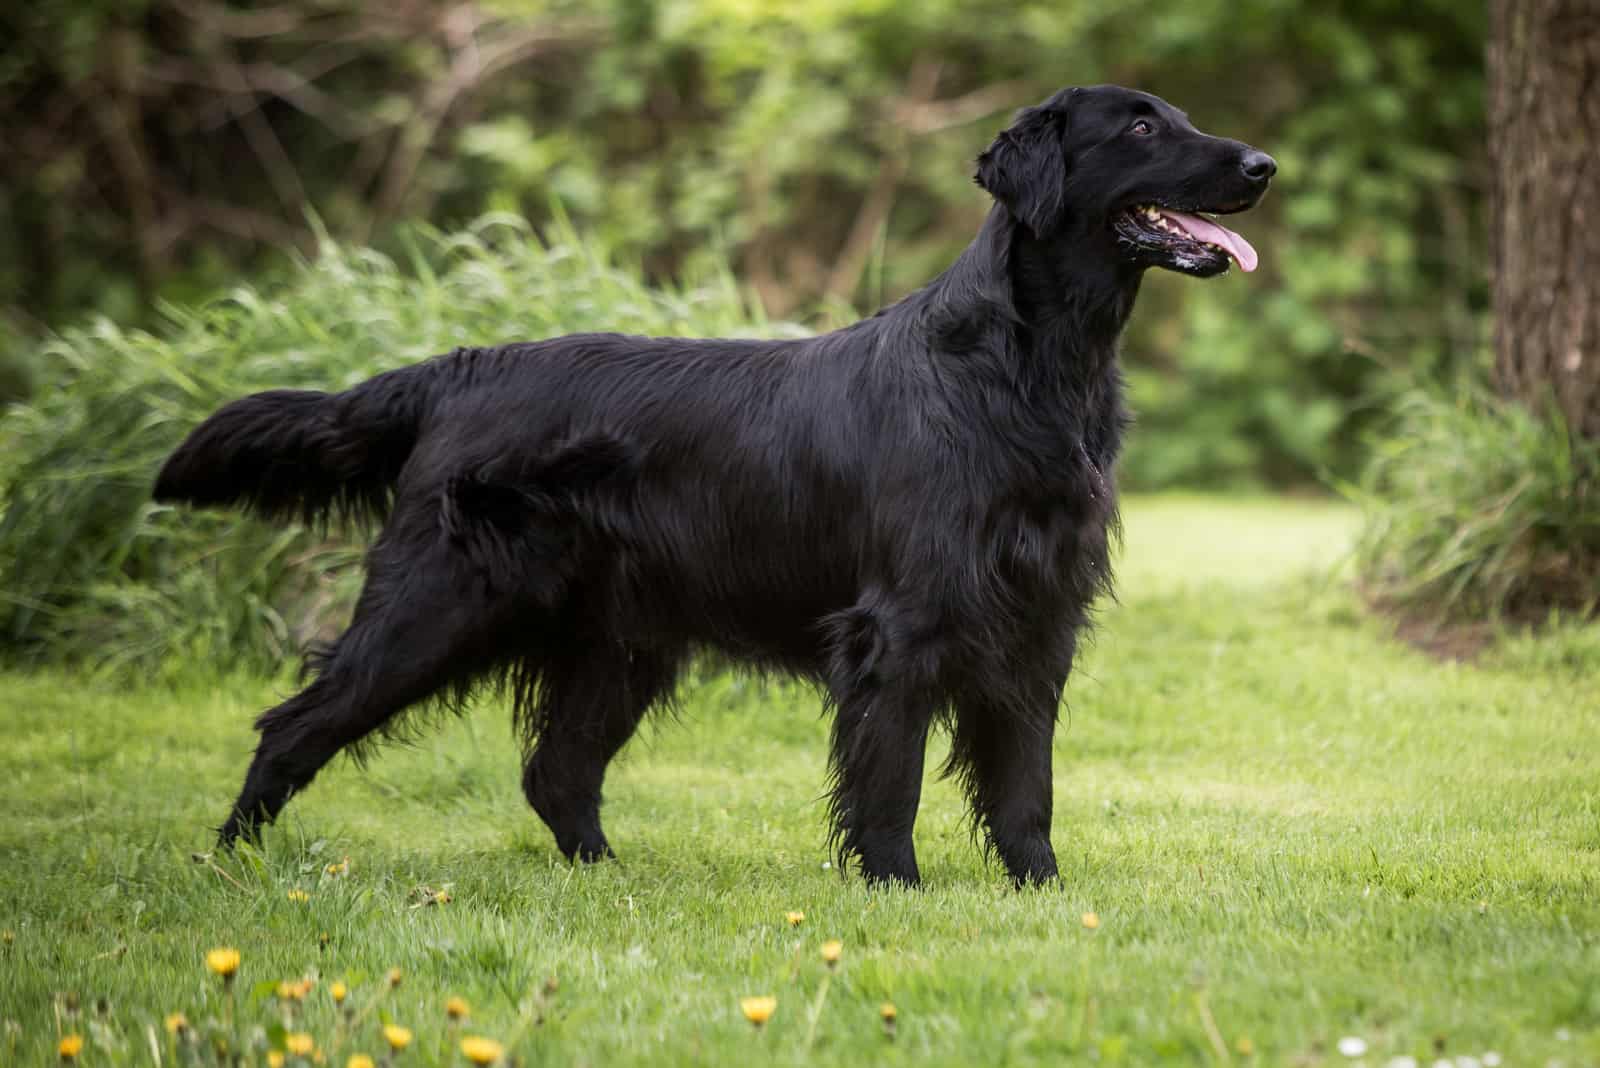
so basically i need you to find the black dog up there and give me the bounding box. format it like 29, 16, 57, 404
155, 85, 1273, 887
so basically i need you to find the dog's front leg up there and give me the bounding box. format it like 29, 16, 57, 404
826, 686, 933, 887
940, 661, 1068, 888
950, 682, 1064, 888
821, 601, 939, 886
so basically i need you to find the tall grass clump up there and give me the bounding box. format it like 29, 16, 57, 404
0, 216, 782, 674
1350, 379, 1600, 624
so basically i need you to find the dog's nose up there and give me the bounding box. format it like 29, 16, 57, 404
1241, 150, 1277, 182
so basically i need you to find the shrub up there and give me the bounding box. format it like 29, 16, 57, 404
0, 217, 782, 673
0, 318, 31, 407
1349, 379, 1600, 623
2, 1, 1488, 487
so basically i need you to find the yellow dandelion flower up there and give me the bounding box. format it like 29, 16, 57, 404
326, 858, 349, 876
58, 1034, 84, 1060
1081, 912, 1100, 930
820, 939, 843, 966
740, 996, 778, 1027
382, 1024, 413, 1052
460, 1036, 506, 1065
346, 1055, 375, 1068
164, 1012, 189, 1035
330, 981, 348, 1005
287, 889, 310, 903
2, 929, 13, 945
879, 1002, 897, 1022
285, 1032, 315, 1056
445, 995, 470, 1021
205, 946, 241, 982
385, 967, 403, 988
784, 911, 805, 927
277, 980, 306, 1002
1236, 1036, 1255, 1056
267, 1053, 285, 1068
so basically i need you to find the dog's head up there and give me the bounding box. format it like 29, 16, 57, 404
976, 84, 1275, 277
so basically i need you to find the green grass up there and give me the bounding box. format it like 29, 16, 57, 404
2, 495, 1597, 1066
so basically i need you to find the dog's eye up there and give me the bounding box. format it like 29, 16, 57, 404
1129, 120, 1154, 136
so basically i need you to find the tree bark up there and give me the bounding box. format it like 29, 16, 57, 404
1489, 0, 1600, 437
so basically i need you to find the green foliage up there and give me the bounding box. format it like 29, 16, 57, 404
0, 0, 1489, 487
0, 318, 32, 406
1350, 378, 1600, 623
3, 498, 1598, 1064
463, 0, 1490, 486
0, 218, 777, 671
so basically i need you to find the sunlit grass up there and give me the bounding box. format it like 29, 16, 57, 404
0, 496, 1596, 1065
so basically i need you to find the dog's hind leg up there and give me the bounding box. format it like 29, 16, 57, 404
218, 536, 512, 847
520, 640, 683, 863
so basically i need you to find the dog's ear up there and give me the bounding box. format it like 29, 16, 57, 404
975, 103, 1070, 236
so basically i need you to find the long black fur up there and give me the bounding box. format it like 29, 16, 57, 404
154, 85, 1274, 886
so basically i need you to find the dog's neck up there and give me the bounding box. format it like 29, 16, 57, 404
1007, 217, 1144, 349
895, 206, 1136, 478
919, 206, 1140, 400
923, 207, 1141, 367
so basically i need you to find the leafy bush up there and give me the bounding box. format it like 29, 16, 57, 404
440, 0, 1494, 488
0, 318, 32, 406
1, 0, 1488, 487
1350, 379, 1600, 623
0, 217, 781, 672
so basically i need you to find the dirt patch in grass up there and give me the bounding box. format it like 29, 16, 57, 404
1357, 584, 1494, 662
1388, 612, 1497, 662
1360, 582, 1597, 663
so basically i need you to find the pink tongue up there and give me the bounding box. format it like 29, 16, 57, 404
1161, 210, 1259, 273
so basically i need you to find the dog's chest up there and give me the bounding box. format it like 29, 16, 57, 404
979, 452, 1116, 607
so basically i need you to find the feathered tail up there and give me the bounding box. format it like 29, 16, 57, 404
153, 362, 436, 526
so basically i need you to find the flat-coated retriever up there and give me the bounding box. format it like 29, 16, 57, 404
155, 84, 1274, 887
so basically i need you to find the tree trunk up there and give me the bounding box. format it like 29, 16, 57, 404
1488, 0, 1600, 438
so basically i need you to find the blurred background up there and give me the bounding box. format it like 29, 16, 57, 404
0, 0, 1487, 484
0, 0, 1590, 671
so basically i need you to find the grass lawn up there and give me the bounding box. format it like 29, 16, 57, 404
1, 494, 1596, 1066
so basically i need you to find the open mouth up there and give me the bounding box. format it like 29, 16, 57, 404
1117, 205, 1259, 273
